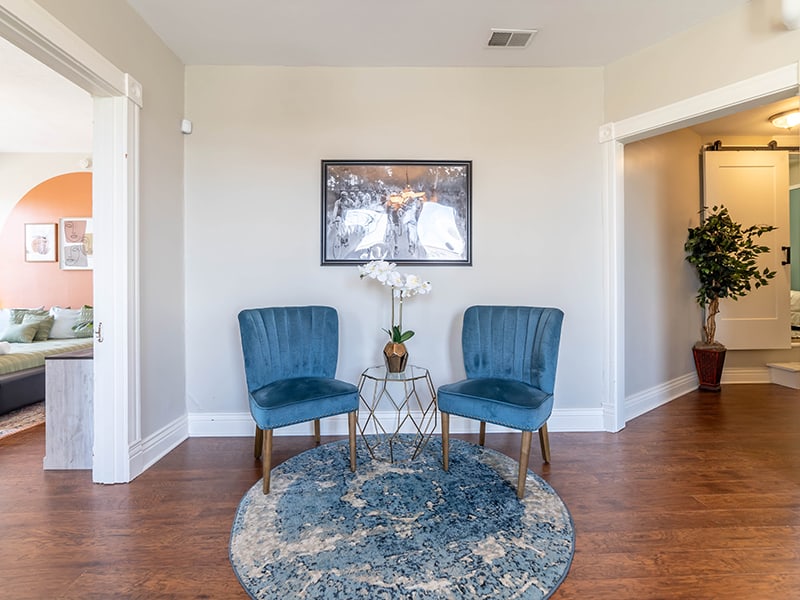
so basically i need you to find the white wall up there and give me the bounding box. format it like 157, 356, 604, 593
35, 0, 186, 439
184, 66, 606, 432
623, 129, 703, 411
0, 153, 89, 229
604, 2, 800, 121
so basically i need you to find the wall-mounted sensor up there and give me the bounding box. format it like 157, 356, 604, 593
181, 119, 193, 134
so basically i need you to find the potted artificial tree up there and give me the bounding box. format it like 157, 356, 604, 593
684, 205, 776, 391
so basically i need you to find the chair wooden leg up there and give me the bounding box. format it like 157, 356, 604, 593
441, 412, 450, 471
517, 430, 533, 500
254, 426, 263, 459
262, 429, 273, 494
479, 421, 486, 446
538, 422, 551, 463
348, 411, 357, 472
314, 419, 321, 445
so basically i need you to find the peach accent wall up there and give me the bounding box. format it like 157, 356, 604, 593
0, 172, 92, 309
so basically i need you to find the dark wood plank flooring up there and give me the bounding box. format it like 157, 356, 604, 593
1, 384, 799, 599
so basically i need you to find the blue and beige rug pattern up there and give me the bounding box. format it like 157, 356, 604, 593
230, 437, 574, 599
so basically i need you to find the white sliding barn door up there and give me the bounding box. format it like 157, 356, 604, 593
703, 150, 790, 350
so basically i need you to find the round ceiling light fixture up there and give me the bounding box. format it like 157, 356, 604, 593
769, 109, 800, 129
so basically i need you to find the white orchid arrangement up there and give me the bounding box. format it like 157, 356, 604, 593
358, 260, 432, 344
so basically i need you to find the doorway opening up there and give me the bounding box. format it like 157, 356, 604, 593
602, 64, 800, 431
0, 6, 142, 483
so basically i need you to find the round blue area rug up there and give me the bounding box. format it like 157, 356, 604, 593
230, 437, 574, 599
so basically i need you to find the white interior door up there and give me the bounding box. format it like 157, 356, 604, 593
703, 150, 790, 350
91, 93, 141, 483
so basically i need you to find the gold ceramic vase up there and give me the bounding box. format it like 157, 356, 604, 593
383, 341, 409, 373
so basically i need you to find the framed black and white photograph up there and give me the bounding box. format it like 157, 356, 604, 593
321, 160, 472, 266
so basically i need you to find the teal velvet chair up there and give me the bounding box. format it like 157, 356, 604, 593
437, 306, 564, 499
237, 306, 359, 494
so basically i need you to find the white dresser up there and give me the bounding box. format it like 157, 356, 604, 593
43, 347, 93, 470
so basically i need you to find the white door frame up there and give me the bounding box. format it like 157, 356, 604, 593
0, 0, 142, 482
600, 63, 800, 432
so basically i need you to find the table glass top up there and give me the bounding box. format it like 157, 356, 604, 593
361, 365, 430, 381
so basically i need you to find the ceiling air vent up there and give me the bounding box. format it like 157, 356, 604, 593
487, 28, 537, 49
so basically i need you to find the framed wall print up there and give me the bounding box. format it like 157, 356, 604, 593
321, 160, 472, 266
60, 217, 94, 270
24, 223, 57, 262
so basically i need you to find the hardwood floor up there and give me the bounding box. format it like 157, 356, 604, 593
1, 384, 799, 599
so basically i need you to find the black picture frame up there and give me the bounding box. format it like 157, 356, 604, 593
321, 160, 472, 266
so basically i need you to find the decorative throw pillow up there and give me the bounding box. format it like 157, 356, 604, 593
22, 313, 55, 341
49, 307, 82, 339
0, 308, 10, 334
10, 308, 48, 324
0, 322, 39, 343
72, 305, 94, 338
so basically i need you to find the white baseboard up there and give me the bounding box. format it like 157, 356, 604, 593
625, 372, 698, 422
624, 366, 777, 424
186, 368, 778, 440
721, 366, 771, 384
188, 406, 606, 437
129, 414, 189, 479
547, 408, 604, 432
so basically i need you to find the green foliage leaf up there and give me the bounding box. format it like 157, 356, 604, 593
384, 325, 415, 343
685, 204, 777, 344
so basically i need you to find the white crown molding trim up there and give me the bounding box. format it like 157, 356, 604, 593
124, 74, 143, 108
188, 407, 605, 438
601, 63, 799, 144
0, 0, 126, 97
598, 122, 615, 143
600, 138, 626, 433
129, 414, 188, 476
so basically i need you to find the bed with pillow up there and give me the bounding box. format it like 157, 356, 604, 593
791, 291, 800, 324
0, 306, 93, 416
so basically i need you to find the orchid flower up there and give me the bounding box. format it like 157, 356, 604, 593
358, 260, 432, 343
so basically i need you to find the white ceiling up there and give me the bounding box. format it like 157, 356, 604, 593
2, 0, 798, 153
0, 35, 92, 153
691, 96, 800, 139
125, 0, 750, 68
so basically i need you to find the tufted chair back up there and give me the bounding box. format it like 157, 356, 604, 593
461, 305, 564, 394
238, 305, 339, 394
